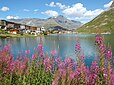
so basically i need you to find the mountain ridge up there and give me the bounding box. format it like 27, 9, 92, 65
9, 15, 82, 31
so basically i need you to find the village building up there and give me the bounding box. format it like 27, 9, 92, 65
0, 20, 7, 26
30, 26, 38, 35
9, 29, 19, 34
40, 26, 45, 32
14, 23, 21, 29
0, 20, 7, 30
0, 20, 46, 35
35, 27, 41, 34
20, 25, 26, 30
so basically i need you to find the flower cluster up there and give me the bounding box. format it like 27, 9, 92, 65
0, 34, 113, 85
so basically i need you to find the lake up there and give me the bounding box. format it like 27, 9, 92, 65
0, 34, 114, 66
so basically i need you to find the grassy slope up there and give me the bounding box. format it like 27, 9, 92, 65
76, 8, 114, 33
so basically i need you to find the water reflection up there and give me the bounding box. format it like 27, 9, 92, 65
0, 34, 113, 66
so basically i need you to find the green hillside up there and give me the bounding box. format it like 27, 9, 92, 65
76, 2, 114, 34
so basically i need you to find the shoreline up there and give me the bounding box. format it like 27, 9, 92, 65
0, 32, 112, 38
0, 34, 44, 38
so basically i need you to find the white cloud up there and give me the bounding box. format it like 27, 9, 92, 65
56, 3, 69, 9
46, 2, 69, 9
0, 6, 9, 11
50, 2, 56, 7
84, 9, 104, 17
45, 1, 111, 23
67, 9, 104, 23
33, 9, 38, 14
68, 17, 93, 24
23, 9, 30, 12
79, 17, 95, 23
46, 2, 56, 7
68, 17, 81, 21
34, 9, 38, 12
62, 3, 105, 23
6, 16, 20, 19
63, 3, 87, 17
46, 2, 103, 21
42, 10, 58, 17
104, 1, 113, 8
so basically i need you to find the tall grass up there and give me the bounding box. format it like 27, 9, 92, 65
0, 34, 113, 85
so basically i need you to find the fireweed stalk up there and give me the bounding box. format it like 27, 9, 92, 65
95, 34, 114, 85
95, 34, 106, 68
72, 36, 88, 85
106, 44, 113, 85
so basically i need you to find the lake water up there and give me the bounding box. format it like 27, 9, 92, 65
0, 34, 114, 66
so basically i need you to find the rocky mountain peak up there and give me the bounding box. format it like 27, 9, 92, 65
56, 15, 64, 19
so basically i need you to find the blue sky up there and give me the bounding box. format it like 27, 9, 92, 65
0, 0, 113, 23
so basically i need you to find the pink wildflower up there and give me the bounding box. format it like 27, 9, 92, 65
38, 43, 44, 57
75, 43, 81, 52
32, 54, 37, 60
55, 57, 61, 64
106, 47, 112, 60
43, 56, 52, 72
100, 44, 106, 54
95, 34, 104, 45
52, 77, 59, 85
51, 49, 57, 56
25, 50, 30, 55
